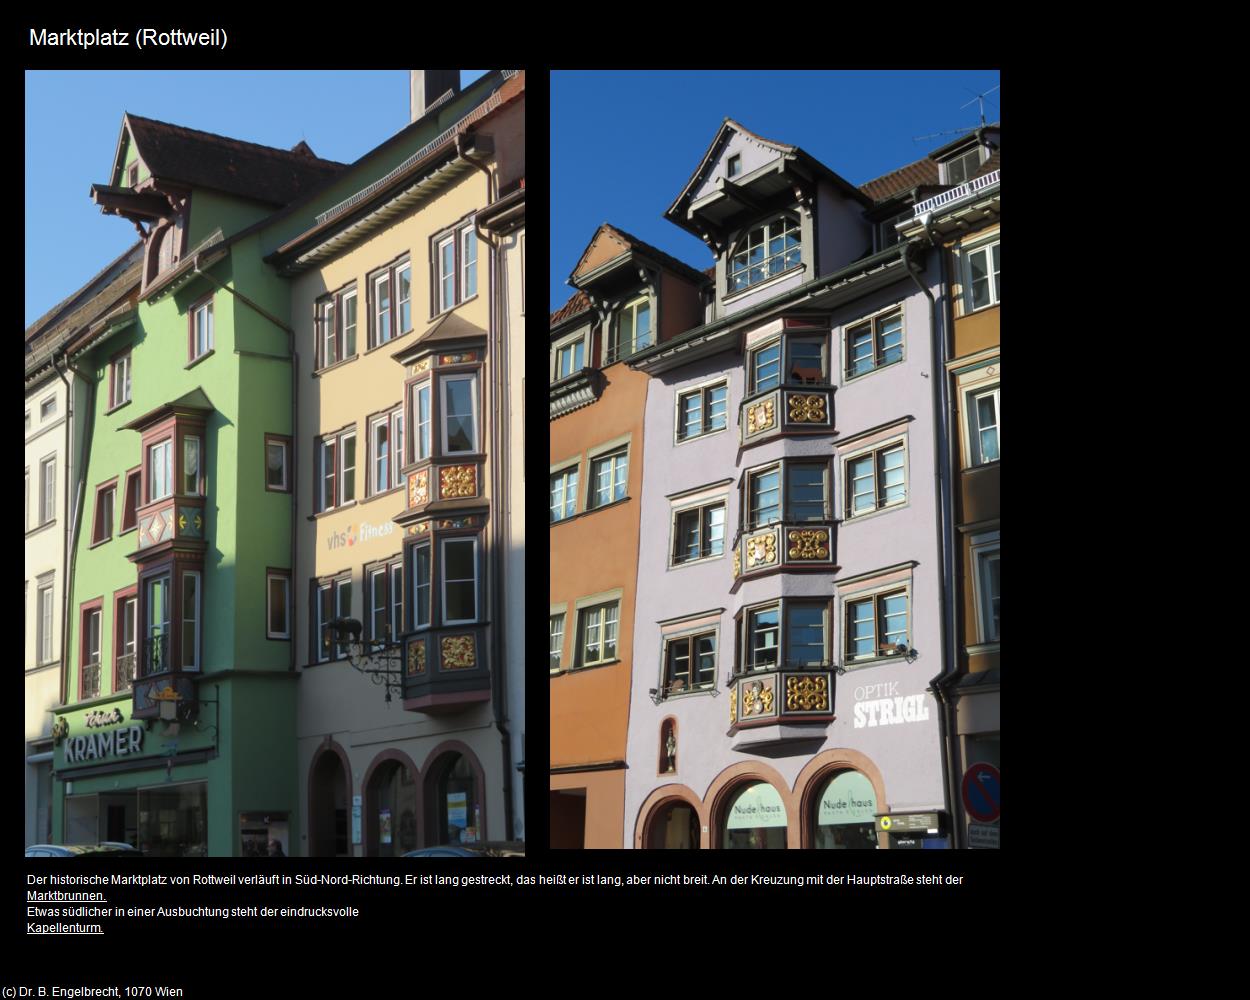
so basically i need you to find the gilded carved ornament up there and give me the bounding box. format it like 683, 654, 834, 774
747, 399, 775, 434
731, 547, 740, 579
746, 531, 777, 568
407, 640, 426, 675
729, 688, 737, 725
441, 635, 476, 670
787, 529, 829, 560
785, 675, 829, 711
439, 465, 476, 499
410, 357, 431, 375
787, 394, 827, 423
742, 680, 774, 716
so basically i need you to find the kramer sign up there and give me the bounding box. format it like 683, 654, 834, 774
63, 724, 145, 763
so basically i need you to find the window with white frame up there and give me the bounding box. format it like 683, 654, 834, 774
434, 221, 478, 314
414, 383, 432, 462
313, 574, 352, 662
590, 448, 628, 509
441, 374, 478, 454
942, 146, 984, 186
677, 382, 728, 441
747, 466, 781, 528
845, 309, 903, 380
92, 482, 116, 545
549, 614, 565, 671
41, 395, 56, 420
749, 340, 781, 393
968, 386, 999, 464
267, 570, 290, 640
366, 558, 403, 642
553, 334, 587, 381
578, 602, 619, 667
369, 258, 411, 349
441, 537, 478, 625
181, 571, 201, 670
664, 631, 716, 693
265, 436, 290, 492
148, 440, 172, 502
110, 351, 131, 408
609, 296, 652, 364
317, 286, 358, 369
738, 599, 831, 673
369, 407, 404, 495
971, 533, 1000, 644
965, 240, 1000, 311
40, 456, 56, 523
672, 501, 725, 565
845, 589, 908, 663
745, 605, 779, 671
81, 607, 101, 700
316, 428, 356, 512
411, 542, 431, 629
550, 466, 579, 523
37, 578, 54, 664
844, 441, 906, 517
183, 436, 202, 496
120, 469, 141, 533
729, 215, 801, 293
190, 297, 214, 362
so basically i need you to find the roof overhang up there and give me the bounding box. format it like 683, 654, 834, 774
476, 185, 525, 235
391, 311, 488, 366
141, 231, 228, 303
90, 183, 171, 222
897, 186, 1000, 242
120, 387, 215, 432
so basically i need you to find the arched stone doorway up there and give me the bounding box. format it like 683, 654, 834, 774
718, 780, 789, 849
646, 799, 701, 849
423, 743, 486, 846
363, 752, 420, 857
308, 743, 351, 857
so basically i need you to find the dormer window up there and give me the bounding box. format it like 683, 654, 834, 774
727, 154, 742, 178
608, 296, 651, 365
942, 146, 984, 186
729, 215, 801, 293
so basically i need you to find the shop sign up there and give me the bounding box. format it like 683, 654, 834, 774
968, 823, 1000, 849
726, 783, 787, 829
85, 708, 125, 729
326, 519, 395, 551
817, 771, 876, 825
852, 681, 931, 728
877, 812, 941, 834
63, 724, 145, 763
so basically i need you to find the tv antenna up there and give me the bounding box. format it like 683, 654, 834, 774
912, 84, 999, 142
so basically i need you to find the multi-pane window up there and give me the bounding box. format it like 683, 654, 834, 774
397, 262, 412, 335
81, 608, 101, 700
677, 382, 728, 440
580, 602, 619, 666
120, 469, 141, 532
366, 559, 403, 642
116, 596, 137, 691
183, 436, 201, 495
267, 571, 290, 640
978, 550, 1000, 642
412, 543, 431, 629
751, 342, 781, 393
845, 443, 906, 517
190, 297, 214, 362
787, 464, 827, 521
550, 467, 579, 523
729, 215, 801, 292
414, 384, 432, 461
747, 606, 780, 671
434, 222, 478, 314
265, 436, 290, 492
787, 604, 827, 667
37, 581, 54, 664
555, 338, 585, 380
845, 590, 908, 663
181, 571, 201, 670
787, 339, 826, 384
442, 374, 478, 454
148, 440, 172, 502
610, 296, 651, 364
970, 387, 1000, 464
374, 271, 392, 346
110, 351, 131, 408
665, 632, 716, 693
944, 147, 983, 186
144, 575, 171, 676
41, 395, 56, 420
92, 483, 115, 544
40, 456, 56, 523
314, 575, 352, 662
369, 407, 403, 495
441, 538, 478, 625
672, 502, 725, 564
846, 310, 903, 379
549, 614, 565, 671
316, 428, 356, 512
317, 287, 358, 369
590, 449, 628, 509
748, 468, 781, 528
966, 241, 1000, 310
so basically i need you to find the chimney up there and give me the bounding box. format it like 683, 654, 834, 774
410, 70, 461, 123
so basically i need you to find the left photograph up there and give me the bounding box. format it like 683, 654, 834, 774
24, 69, 526, 857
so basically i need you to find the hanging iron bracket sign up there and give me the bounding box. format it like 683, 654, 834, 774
327, 618, 405, 703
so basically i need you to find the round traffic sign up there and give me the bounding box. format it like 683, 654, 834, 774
961, 763, 1000, 823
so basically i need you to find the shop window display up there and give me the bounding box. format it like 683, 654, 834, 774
810, 770, 879, 849
722, 781, 787, 849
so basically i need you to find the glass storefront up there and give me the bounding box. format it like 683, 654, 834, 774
722, 782, 787, 849
811, 770, 879, 849
138, 782, 207, 857
367, 761, 418, 857
437, 754, 480, 845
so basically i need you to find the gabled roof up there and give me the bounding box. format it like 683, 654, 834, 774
120, 387, 215, 432
115, 113, 349, 207
859, 147, 1000, 206
569, 223, 710, 287
550, 289, 592, 327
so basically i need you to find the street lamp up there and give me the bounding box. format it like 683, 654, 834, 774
325, 617, 405, 704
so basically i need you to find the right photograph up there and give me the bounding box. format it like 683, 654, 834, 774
548, 70, 1000, 850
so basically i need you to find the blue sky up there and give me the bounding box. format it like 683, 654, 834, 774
550, 70, 1000, 314
24, 70, 489, 328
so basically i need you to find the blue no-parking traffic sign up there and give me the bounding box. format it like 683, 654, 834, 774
961, 762, 1000, 823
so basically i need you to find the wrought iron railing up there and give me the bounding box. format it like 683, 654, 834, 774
140, 634, 169, 678
604, 332, 654, 366
81, 660, 101, 700
115, 652, 136, 692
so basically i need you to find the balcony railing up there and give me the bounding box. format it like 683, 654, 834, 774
139, 634, 169, 678
81, 660, 101, 700
909, 169, 1000, 220
604, 332, 653, 366
115, 652, 136, 692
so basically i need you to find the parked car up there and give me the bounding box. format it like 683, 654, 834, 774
403, 841, 524, 858
25, 842, 143, 857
